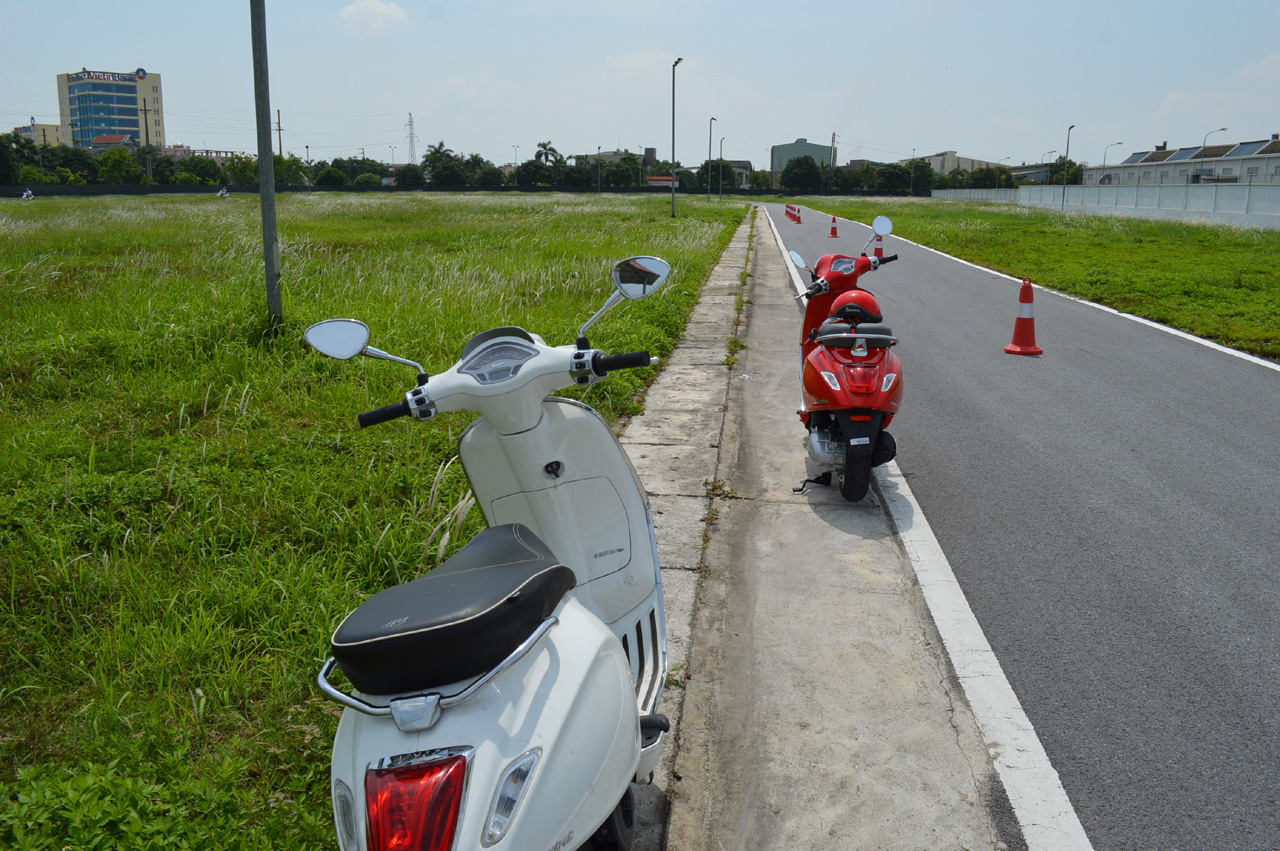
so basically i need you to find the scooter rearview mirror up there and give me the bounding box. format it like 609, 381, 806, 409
789, 250, 810, 272
612, 256, 672, 299
305, 319, 371, 360
872, 215, 894, 237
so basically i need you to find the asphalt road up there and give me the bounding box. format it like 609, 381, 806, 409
770, 203, 1280, 851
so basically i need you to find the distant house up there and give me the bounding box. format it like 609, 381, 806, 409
90, 134, 138, 153
1082, 135, 1280, 186
646, 175, 679, 189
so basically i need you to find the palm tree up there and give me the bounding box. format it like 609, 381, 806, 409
535, 141, 559, 166
423, 140, 454, 174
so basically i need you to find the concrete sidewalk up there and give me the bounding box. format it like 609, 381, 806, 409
622, 208, 1021, 850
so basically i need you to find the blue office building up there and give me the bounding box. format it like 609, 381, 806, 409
57, 68, 166, 149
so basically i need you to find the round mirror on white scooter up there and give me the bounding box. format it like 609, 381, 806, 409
872, 215, 894, 237
305, 319, 371, 360
612, 256, 671, 299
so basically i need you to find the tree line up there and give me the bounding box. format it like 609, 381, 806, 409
2, 132, 1083, 191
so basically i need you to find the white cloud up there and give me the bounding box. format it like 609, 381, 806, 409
339, 0, 411, 38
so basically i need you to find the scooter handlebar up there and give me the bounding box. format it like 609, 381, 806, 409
357, 398, 411, 428
878, 253, 899, 265
593, 350, 653, 375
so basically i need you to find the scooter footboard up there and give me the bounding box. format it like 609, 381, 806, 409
329, 597, 639, 851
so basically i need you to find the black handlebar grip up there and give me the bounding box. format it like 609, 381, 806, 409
593, 351, 653, 375
357, 398, 411, 428
879, 254, 899, 264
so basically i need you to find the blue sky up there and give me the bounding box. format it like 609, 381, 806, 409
3, 0, 1276, 171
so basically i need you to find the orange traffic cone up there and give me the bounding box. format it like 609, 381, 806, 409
829, 215, 839, 237
1005, 278, 1043, 355
795, 206, 802, 224
786, 204, 794, 221
873, 234, 884, 258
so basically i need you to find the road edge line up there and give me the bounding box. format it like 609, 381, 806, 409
879, 460, 1094, 851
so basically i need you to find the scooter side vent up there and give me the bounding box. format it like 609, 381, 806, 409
619, 607, 665, 714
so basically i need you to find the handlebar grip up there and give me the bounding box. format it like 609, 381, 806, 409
879, 254, 899, 264
593, 351, 652, 375
357, 398, 411, 428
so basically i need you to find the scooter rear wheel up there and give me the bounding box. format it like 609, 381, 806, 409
586, 785, 635, 851
840, 450, 871, 502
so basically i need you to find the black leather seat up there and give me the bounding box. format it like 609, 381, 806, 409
814, 323, 896, 347
332, 524, 577, 695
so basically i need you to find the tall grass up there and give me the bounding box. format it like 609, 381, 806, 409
0, 193, 744, 848
796, 197, 1280, 359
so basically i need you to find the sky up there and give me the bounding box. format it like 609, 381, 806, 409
3, 0, 1277, 172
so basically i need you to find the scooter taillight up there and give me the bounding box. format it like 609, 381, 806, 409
843, 364, 880, 393
365, 754, 468, 851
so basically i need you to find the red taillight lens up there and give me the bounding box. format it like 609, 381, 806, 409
366, 755, 468, 851
843, 364, 880, 393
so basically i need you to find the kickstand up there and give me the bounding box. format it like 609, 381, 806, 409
793, 472, 832, 493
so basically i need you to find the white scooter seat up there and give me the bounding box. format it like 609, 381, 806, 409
331, 524, 576, 695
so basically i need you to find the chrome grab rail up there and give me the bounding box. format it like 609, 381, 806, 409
317, 617, 559, 732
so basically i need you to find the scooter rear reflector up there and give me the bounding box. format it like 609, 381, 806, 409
366, 754, 468, 851
843, 364, 880, 393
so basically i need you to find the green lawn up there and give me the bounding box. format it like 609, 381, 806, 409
0, 192, 746, 849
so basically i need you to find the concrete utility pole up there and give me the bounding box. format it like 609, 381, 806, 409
250, 0, 283, 323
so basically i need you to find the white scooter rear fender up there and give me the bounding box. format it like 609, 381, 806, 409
329, 596, 640, 851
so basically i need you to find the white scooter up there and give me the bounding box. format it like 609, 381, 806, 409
304, 256, 673, 851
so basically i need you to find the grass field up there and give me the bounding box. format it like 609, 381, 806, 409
0, 193, 746, 849
798, 197, 1280, 360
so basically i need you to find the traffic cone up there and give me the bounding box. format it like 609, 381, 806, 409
829, 215, 839, 237
1005, 278, 1043, 355
795, 206, 802, 224
786, 204, 794, 221
873, 234, 884, 258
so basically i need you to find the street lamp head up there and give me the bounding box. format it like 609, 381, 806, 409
674, 57, 683, 68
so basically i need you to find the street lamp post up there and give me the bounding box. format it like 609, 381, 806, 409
719, 137, 725, 200
1201, 127, 1227, 181
597, 145, 602, 194
1041, 150, 1056, 184
707, 117, 716, 202
910, 147, 915, 194
1102, 141, 1123, 170
997, 156, 1010, 188
1061, 124, 1074, 211
671, 58, 682, 217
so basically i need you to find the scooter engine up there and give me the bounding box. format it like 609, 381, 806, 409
804, 427, 844, 469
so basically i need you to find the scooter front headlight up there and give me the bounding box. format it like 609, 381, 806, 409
482, 749, 541, 846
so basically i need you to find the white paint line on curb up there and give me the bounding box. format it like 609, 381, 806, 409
879, 462, 1093, 851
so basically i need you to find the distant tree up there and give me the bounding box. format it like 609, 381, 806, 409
562, 162, 595, 188
173, 171, 202, 185
431, 159, 468, 187
19, 164, 58, 185
748, 169, 772, 190
0, 133, 16, 184
1049, 156, 1081, 185
535, 141, 559, 166
42, 144, 100, 183
395, 163, 426, 187
472, 165, 506, 188
97, 146, 145, 184
422, 141, 454, 175
780, 155, 822, 191
316, 166, 347, 186
966, 166, 998, 189
353, 172, 383, 187
175, 155, 226, 185
905, 159, 936, 195
225, 153, 258, 184
274, 153, 308, 185
874, 163, 912, 193
515, 160, 551, 187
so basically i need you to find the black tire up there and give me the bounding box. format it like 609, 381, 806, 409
840, 450, 871, 502
586, 786, 635, 851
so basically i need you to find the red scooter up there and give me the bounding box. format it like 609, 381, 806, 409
791, 216, 902, 502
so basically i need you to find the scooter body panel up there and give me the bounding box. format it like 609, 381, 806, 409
331, 596, 639, 851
